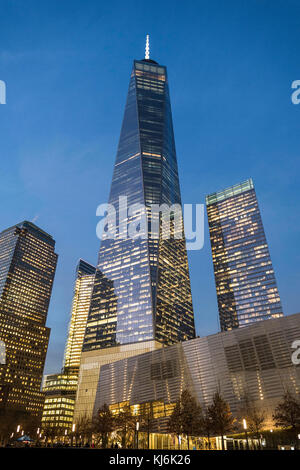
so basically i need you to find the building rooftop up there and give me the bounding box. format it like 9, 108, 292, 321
206, 178, 254, 206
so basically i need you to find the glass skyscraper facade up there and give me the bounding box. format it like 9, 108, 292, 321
83, 57, 195, 351
206, 179, 283, 331
42, 259, 95, 431
0, 221, 57, 417
64, 259, 95, 374
41, 372, 78, 431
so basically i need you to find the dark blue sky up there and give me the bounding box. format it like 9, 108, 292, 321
1, 0, 299, 374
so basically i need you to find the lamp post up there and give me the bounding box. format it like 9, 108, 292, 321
136, 422, 139, 449
243, 419, 249, 450
270, 429, 274, 449
72, 423, 76, 447
36, 428, 40, 446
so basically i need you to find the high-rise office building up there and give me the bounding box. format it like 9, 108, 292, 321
206, 179, 283, 331
42, 259, 95, 431
64, 260, 96, 374
83, 58, 195, 351
41, 372, 78, 431
74, 48, 195, 420
0, 221, 57, 418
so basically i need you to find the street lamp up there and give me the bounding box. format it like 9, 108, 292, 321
136, 421, 140, 449
72, 424, 76, 447
63, 428, 67, 445
36, 428, 40, 444
16, 425, 20, 433
243, 419, 249, 450
270, 429, 275, 449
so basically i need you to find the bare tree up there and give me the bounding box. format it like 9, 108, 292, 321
239, 394, 266, 448
0, 409, 40, 445
75, 414, 93, 445
201, 407, 213, 450
138, 402, 155, 449
115, 404, 136, 448
42, 424, 57, 445
0, 410, 23, 445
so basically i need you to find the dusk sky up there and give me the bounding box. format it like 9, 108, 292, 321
1, 0, 299, 374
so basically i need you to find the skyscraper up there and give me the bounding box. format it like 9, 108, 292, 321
83, 58, 194, 351
0, 221, 57, 418
41, 372, 78, 431
42, 259, 95, 431
64, 259, 95, 374
74, 48, 195, 420
206, 178, 283, 331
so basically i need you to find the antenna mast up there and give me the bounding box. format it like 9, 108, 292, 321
145, 34, 150, 60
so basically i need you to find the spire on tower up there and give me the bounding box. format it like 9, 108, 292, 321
145, 34, 150, 60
